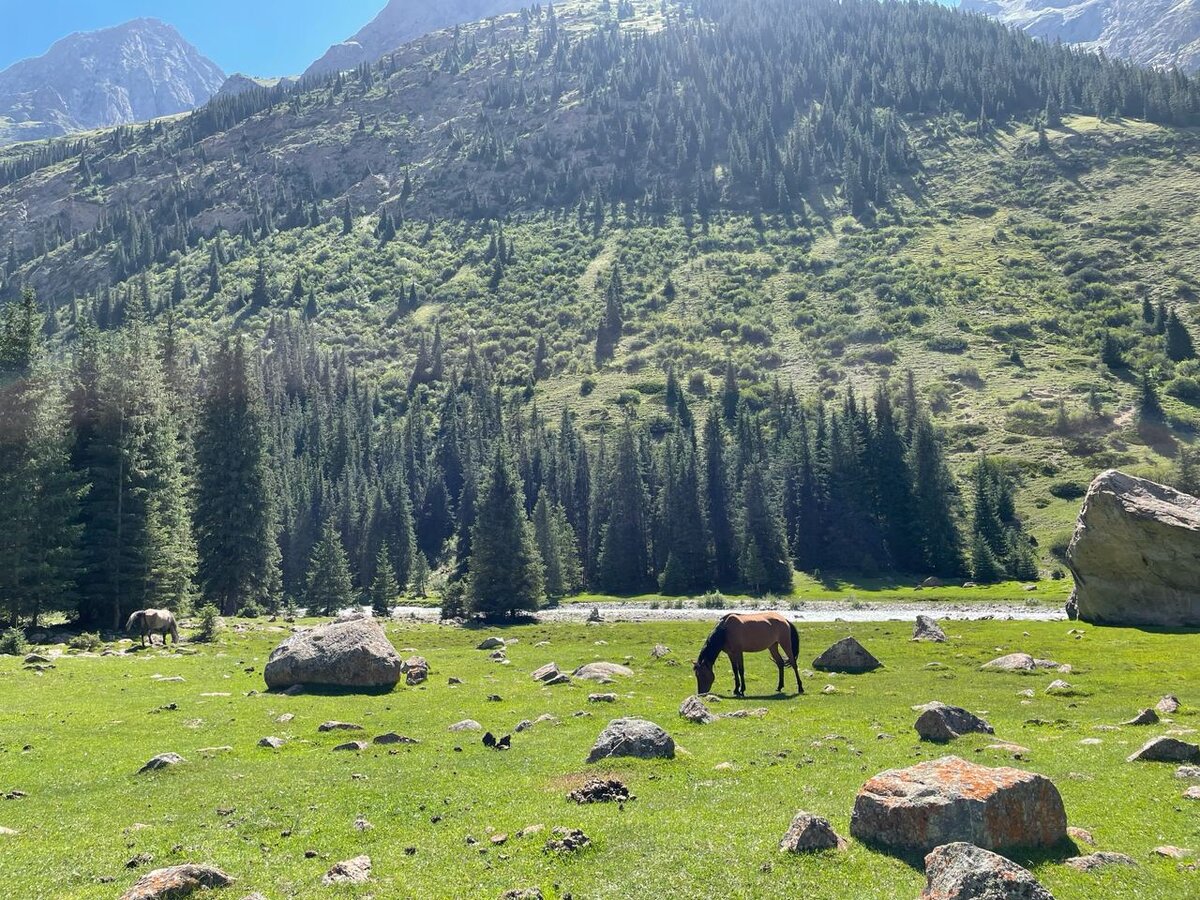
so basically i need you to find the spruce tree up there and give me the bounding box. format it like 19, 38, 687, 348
909, 417, 963, 576
703, 405, 739, 587
306, 519, 354, 616
468, 444, 544, 618
195, 338, 280, 615
738, 464, 792, 594
657, 432, 712, 594
369, 548, 399, 617
596, 422, 653, 594
1166, 309, 1196, 361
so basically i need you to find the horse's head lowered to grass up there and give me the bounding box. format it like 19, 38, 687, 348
693, 617, 728, 694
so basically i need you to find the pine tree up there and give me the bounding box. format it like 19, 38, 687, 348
909, 416, 963, 576
739, 464, 792, 594
596, 422, 653, 594
703, 406, 738, 587
533, 492, 581, 600
468, 444, 544, 618
1166, 309, 1196, 361
306, 518, 354, 616
1137, 369, 1164, 423
369, 547, 399, 616
195, 338, 280, 615
594, 267, 624, 364
657, 432, 712, 594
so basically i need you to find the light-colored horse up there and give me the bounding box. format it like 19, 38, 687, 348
126, 609, 181, 647
693, 611, 803, 697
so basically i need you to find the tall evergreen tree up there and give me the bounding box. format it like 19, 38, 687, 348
738, 464, 792, 594
306, 518, 354, 616
596, 421, 653, 594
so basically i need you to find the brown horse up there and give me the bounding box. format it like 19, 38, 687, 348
693, 612, 803, 697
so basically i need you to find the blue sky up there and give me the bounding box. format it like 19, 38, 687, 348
0, 0, 388, 76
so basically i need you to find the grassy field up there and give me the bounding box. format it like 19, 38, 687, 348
1, 615, 1197, 899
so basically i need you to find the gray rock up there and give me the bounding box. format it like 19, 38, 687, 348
531, 662, 569, 684
1065, 852, 1138, 872
679, 695, 718, 725
1176, 765, 1200, 779
850, 756, 1067, 854
1127, 736, 1200, 763
1066, 470, 1200, 627
913, 615, 947, 643
588, 693, 618, 703
1186, 786, 1200, 800
373, 732, 418, 745
318, 721, 363, 732
980, 653, 1062, 672
779, 812, 847, 852
1157, 694, 1181, 714
332, 741, 367, 752
651, 644, 671, 659
476, 637, 505, 650
573, 662, 634, 680
920, 842, 1054, 900
500, 889, 544, 900
449, 720, 482, 732
403, 655, 429, 686
257, 736, 284, 749
263, 618, 401, 690
587, 718, 675, 763
119, 863, 234, 900
812, 637, 881, 673
915, 703, 995, 743
1044, 679, 1075, 695
1121, 708, 1159, 726
137, 753, 185, 774
322, 855, 371, 885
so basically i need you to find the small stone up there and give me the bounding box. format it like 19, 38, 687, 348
651, 644, 670, 659
912, 615, 947, 643
373, 732, 418, 745
1153, 846, 1191, 859
1128, 736, 1200, 763
573, 662, 634, 681
490, 833, 508, 845
679, 694, 718, 724
403, 656, 429, 686
449, 720, 482, 732
779, 811, 847, 852
1157, 695, 1181, 714
517, 824, 545, 838
587, 718, 675, 762
1068, 826, 1096, 846
1065, 852, 1137, 872
332, 741, 367, 752
119, 864, 233, 900
1176, 765, 1200, 779
476, 637, 505, 650
275, 713, 294, 724
137, 753, 185, 775
257, 736, 284, 749
1079, 738, 1103, 746
318, 721, 362, 732
322, 855, 371, 885
1185, 786, 1200, 800
914, 703, 994, 744
588, 693, 618, 703
448, 676, 463, 685
531, 662, 570, 685
500, 889, 543, 900
354, 815, 372, 831
1122, 708, 1159, 726
1045, 679, 1074, 695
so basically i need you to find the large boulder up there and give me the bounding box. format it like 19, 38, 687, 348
1067, 470, 1200, 627
812, 637, 881, 673
1127, 736, 1200, 763
913, 615, 948, 643
850, 756, 1067, 854
915, 703, 995, 743
587, 718, 675, 763
920, 843, 1054, 900
120, 864, 233, 899
263, 618, 401, 690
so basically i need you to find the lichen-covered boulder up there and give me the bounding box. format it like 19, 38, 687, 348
263, 618, 401, 690
587, 718, 675, 763
850, 756, 1067, 855
920, 842, 1054, 900
1067, 470, 1200, 627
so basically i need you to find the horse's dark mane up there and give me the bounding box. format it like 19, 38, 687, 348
697, 616, 729, 667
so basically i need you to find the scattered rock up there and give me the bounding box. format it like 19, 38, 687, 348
650, 644, 671, 659
544, 827, 590, 853
137, 753, 185, 775
264, 618, 401, 690
517, 824, 545, 838
1127, 736, 1200, 763
257, 736, 284, 749
322, 855, 371, 885
914, 703, 995, 744
1045, 680, 1075, 696
919, 842, 1053, 900
23, 653, 50, 664
1068, 826, 1096, 846
912, 616, 947, 643
119, 864, 233, 900
1066, 470, 1200, 627
1158, 695, 1182, 714
318, 721, 363, 732
587, 607, 603, 623
812, 637, 881, 674
449, 720, 482, 733
821, 684, 838, 695
587, 718, 675, 763
573, 662, 634, 681
1186, 786, 1200, 800
1122, 708, 1159, 726
275, 713, 294, 724
500, 889, 543, 900
448, 676, 463, 685
588, 693, 617, 703
722, 707, 767, 719
679, 695, 718, 725
531, 663, 569, 685
779, 812, 848, 853
373, 732, 418, 745
476, 637, 505, 650
980, 653, 1061, 673
850, 755, 1067, 854
332, 741, 367, 752
403, 656, 429, 686
0, 827, 17, 836
1065, 852, 1138, 872
568, 778, 632, 804
1176, 765, 1200, 779
1153, 846, 1192, 859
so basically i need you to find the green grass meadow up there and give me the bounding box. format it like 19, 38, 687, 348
1, 616, 1198, 898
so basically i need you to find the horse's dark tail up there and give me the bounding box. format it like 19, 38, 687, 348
788, 620, 800, 663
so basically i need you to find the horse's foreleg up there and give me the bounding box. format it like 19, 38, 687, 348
728, 650, 744, 697
769, 645, 786, 692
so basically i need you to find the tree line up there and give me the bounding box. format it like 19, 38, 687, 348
0, 286, 1036, 626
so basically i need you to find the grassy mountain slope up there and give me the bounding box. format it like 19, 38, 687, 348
2, 0, 1200, 576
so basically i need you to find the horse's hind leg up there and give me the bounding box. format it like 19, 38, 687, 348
769, 645, 786, 693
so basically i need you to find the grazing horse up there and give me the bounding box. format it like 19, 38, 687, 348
693, 612, 803, 697
126, 609, 181, 647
